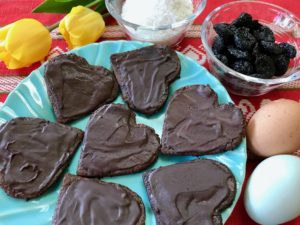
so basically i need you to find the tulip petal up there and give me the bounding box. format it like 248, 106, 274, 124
59, 17, 73, 49
0, 48, 28, 69
7, 56, 29, 70
59, 6, 105, 49
0, 24, 12, 41
0, 18, 51, 69
0, 24, 13, 67
0, 50, 11, 67
5, 19, 51, 66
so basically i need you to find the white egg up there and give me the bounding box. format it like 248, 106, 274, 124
244, 155, 300, 225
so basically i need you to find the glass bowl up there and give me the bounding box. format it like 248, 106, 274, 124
105, 0, 206, 46
201, 0, 300, 96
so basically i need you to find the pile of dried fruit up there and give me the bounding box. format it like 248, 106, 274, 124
212, 12, 297, 79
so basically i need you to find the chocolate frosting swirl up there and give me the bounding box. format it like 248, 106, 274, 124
144, 159, 236, 225
162, 85, 245, 155
77, 104, 160, 177
0, 117, 83, 199
111, 45, 180, 114
54, 175, 143, 225
44, 53, 118, 123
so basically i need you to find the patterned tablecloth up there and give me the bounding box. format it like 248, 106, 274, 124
0, 0, 300, 224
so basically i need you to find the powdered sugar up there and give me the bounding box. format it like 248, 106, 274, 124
122, 0, 193, 27
120, 0, 194, 45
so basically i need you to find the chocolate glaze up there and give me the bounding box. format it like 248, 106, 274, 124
53, 174, 144, 225
162, 85, 245, 155
143, 159, 236, 225
44, 53, 118, 123
77, 104, 160, 177
111, 45, 180, 115
0, 118, 83, 199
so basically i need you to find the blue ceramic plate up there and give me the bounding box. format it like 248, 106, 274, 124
0, 41, 246, 225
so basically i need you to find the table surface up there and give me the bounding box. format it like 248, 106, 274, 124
0, 0, 300, 224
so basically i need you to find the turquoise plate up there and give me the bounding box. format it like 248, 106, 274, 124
0, 40, 246, 225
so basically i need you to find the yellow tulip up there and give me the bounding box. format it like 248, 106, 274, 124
59, 6, 105, 49
0, 19, 51, 69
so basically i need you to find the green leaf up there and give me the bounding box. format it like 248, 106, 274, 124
95, 0, 106, 13
54, 0, 74, 2
32, 0, 100, 13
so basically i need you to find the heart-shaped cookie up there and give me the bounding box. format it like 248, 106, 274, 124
143, 159, 236, 225
53, 174, 145, 225
162, 85, 245, 155
77, 104, 160, 177
0, 117, 83, 199
44, 54, 118, 123
110, 45, 180, 115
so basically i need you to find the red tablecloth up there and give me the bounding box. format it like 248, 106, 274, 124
0, 0, 300, 224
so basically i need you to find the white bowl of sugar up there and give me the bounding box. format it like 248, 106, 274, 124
105, 0, 206, 45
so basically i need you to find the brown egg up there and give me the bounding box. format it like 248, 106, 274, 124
247, 99, 300, 157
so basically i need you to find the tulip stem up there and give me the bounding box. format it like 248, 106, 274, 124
85, 0, 102, 8
47, 21, 61, 32
46, 0, 108, 32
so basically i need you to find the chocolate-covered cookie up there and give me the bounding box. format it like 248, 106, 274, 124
143, 159, 236, 225
44, 54, 118, 123
52, 174, 145, 225
111, 45, 180, 115
0, 117, 83, 199
162, 85, 245, 156
77, 104, 160, 177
